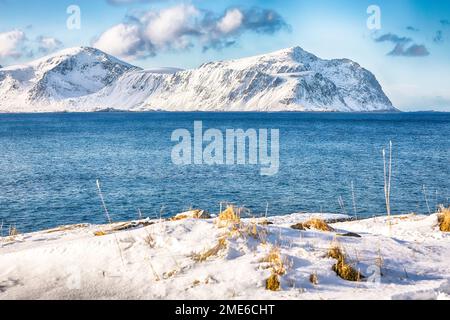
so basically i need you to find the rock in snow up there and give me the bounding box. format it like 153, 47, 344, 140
0, 46, 396, 113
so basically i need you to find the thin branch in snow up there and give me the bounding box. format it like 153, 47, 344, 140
351, 181, 358, 220
96, 179, 125, 266
422, 185, 431, 214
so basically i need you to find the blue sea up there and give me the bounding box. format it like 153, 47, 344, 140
0, 112, 449, 233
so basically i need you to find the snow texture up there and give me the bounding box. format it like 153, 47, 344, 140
0, 47, 396, 113
1, 212, 448, 300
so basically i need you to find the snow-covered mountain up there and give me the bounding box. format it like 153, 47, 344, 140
0, 47, 138, 112
0, 46, 396, 112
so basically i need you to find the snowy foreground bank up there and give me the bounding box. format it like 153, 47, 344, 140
0, 210, 449, 300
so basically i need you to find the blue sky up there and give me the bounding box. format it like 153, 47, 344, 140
0, 0, 449, 111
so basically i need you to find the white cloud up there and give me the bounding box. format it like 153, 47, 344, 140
93, 4, 289, 60
0, 29, 65, 63
217, 9, 244, 34
93, 23, 147, 60
37, 36, 63, 54
0, 29, 26, 59
143, 4, 199, 50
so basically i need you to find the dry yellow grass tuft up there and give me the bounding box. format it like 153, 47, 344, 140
327, 245, 345, 260
332, 260, 362, 282
261, 247, 286, 276
192, 237, 228, 262
217, 206, 241, 228
266, 273, 281, 291
218, 206, 240, 222
291, 218, 335, 232
261, 246, 286, 291
327, 245, 362, 282
250, 223, 258, 237
309, 273, 319, 285
9, 226, 19, 237
170, 210, 211, 221
438, 206, 450, 232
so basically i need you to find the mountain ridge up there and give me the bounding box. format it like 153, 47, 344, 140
0, 46, 397, 113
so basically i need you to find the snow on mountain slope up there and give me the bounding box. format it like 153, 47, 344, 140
0, 46, 396, 112
0, 47, 138, 112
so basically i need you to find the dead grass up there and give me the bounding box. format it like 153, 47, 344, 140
265, 273, 281, 291
192, 237, 228, 262
309, 272, 319, 285
144, 233, 156, 248
217, 206, 241, 227
327, 245, 363, 282
291, 219, 335, 232
9, 226, 19, 237
327, 246, 345, 260
170, 210, 211, 221
438, 206, 450, 232
261, 246, 286, 276
332, 260, 362, 282
260, 245, 286, 291
240, 220, 270, 242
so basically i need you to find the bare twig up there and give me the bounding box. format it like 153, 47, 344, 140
383, 141, 393, 233
96, 179, 112, 224
422, 185, 431, 214
338, 196, 347, 215
351, 181, 358, 220
96, 179, 125, 266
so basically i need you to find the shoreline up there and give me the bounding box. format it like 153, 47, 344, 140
0, 110, 407, 114
0, 210, 415, 238
1, 210, 449, 300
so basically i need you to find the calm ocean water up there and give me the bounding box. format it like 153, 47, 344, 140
0, 112, 449, 233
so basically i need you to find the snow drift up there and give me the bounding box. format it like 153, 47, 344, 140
0, 211, 448, 299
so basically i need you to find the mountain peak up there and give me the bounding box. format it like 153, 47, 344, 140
263, 46, 320, 60
29, 46, 136, 70
0, 46, 138, 102
0, 46, 395, 113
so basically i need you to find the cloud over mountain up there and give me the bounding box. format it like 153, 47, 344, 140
36, 36, 63, 54
374, 33, 429, 57
0, 29, 64, 63
93, 4, 290, 59
0, 29, 27, 59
